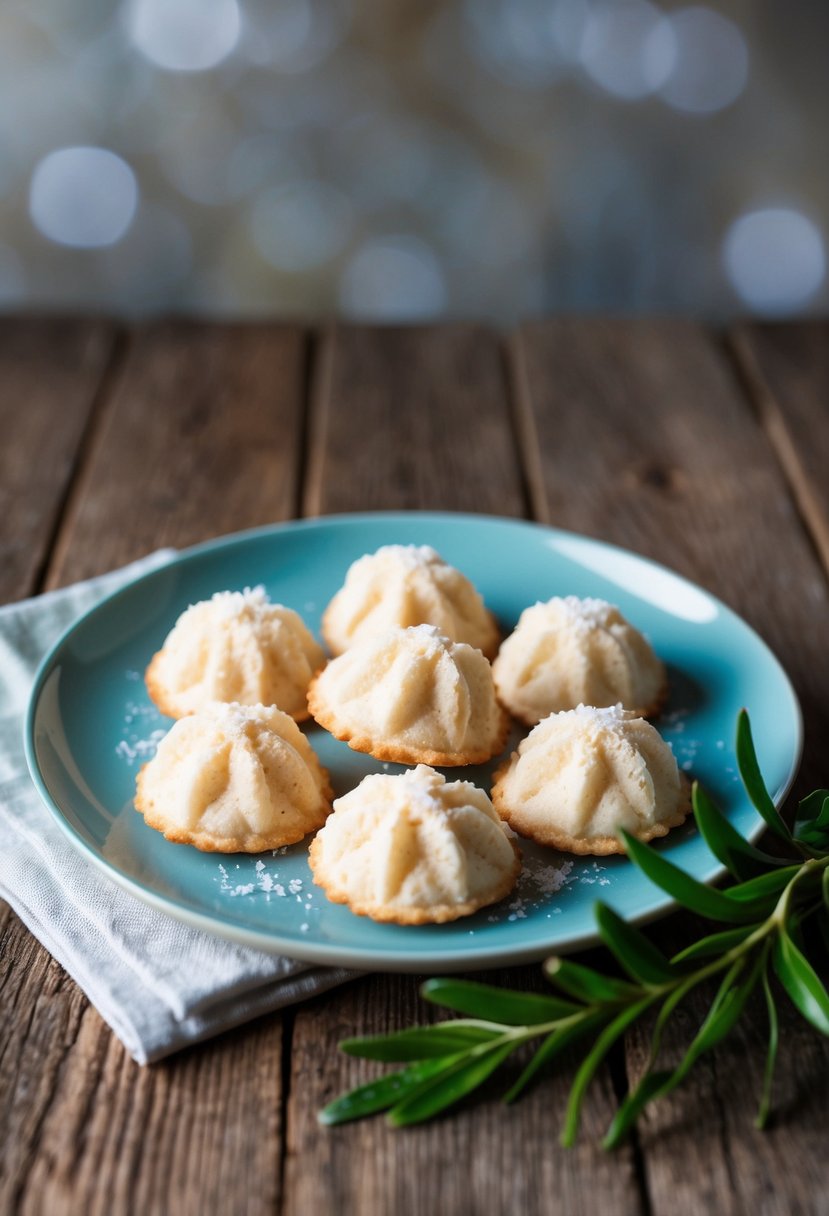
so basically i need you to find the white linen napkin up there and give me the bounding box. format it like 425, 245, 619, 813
0, 553, 356, 1064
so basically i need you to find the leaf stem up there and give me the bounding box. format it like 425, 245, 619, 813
321, 712, 829, 1141
772, 855, 829, 926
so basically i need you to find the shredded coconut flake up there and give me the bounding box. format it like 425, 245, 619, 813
371, 544, 440, 569
557, 595, 613, 629
207, 585, 271, 620
215, 860, 301, 901
115, 728, 166, 765
571, 702, 629, 728
481, 855, 577, 925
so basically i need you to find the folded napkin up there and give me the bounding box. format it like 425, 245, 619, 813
0, 553, 356, 1064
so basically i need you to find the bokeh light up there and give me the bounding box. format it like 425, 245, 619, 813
251, 182, 352, 272
228, 134, 307, 197
336, 114, 434, 208
723, 208, 826, 314
579, 0, 675, 100
659, 7, 748, 114
127, 0, 240, 72
439, 177, 535, 270
241, 0, 348, 73
339, 236, 447, 321
0, 1, 826, 319
29, 147, 138, 248
464, 0, 565, 89
159, 110, 244, 206
549, 0, 590, 61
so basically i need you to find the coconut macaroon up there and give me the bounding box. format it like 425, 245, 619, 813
135, 701, 333, 852
322, 544, 499, 659
309, 765, 521, 924
145, 586, 325, 722
308, 624, 509, 766
491, 704, 689, 855
492, 596, 666, 725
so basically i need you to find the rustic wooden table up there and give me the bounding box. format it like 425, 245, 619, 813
1, 317, 828, 1216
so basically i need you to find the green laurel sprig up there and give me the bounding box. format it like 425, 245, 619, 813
319, 711, 829, 1144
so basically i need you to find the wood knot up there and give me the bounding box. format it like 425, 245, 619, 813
629, 462, 685, 494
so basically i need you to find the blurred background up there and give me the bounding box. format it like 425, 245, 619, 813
1, 0, 827, 322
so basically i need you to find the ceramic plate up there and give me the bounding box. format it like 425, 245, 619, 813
26, 513, 802, 972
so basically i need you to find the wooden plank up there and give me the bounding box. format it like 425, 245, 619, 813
516, 317, 829, 1213
287, 969, 640, 1216
730, 321, 829, 576
0, 317, 117, 602
47, 320, 307, 587
0, 315, 121, 1211
514, 317, 829, 776
0, 924, 282, 1216
620, 973, 829, 1216
1, 321, 307, 1216
303, 325, 527, 518
285, 325, 644, 1216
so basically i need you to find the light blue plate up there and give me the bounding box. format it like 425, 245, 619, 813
26, 513, 802, 971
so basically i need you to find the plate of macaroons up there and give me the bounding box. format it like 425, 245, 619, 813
25, 513, 802, 971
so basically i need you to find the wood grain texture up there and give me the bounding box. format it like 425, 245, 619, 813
0, 934, 282, 1216
0, 317, 117, 602
730, 321, 829, 576
286, 970, 641, 1216
0, 315, 120, 1213
303, 325, 527, 519
47, 320, 307, 587
4, 318, 828, 1216
287, 324, 642, 1216
622, 930, 829, 1216
514, 317, 829, 777
516, 317, 829, 1215
1, 321, 308, 1216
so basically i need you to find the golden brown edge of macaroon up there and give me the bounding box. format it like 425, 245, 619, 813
307, 671, 510, 767
144, 649, 315, 724
308, 833, 521, 924
490, 771, 692, 856
493, 670, 670, 729
133, 746, 335, 853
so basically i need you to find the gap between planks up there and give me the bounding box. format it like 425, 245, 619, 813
3, 320, 312, 1216
511, 316, 829, 1216
283, 324, 646, 1216
726, 325, 829, 580
38, 326, 133, 592
9, 317, 827, 1216
505, 329, 551, 526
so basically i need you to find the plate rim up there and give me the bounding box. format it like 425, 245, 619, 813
24, 511, 804, 971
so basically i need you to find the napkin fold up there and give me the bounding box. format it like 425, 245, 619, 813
0, 554, 356, 1064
